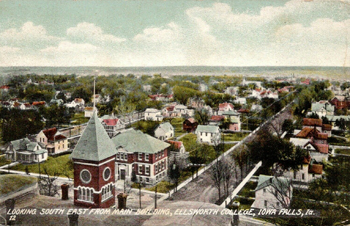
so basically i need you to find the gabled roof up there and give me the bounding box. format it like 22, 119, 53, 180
145, 108, 160, 113
112, 129, 170, 154
10, 138, 31, 151
219, 102, 234, 110
255, 175, 291, 193
166, 140, 183, 149
155, 122, 174, 133
195, 125, 220, 133
71, 111, 116, 161
322, 124, 332, 131
311, 102, 334, 112
210, 115, 225, 122
184, 118, 197, 124
42, 128, 67, 141
302, 118, 322, 127
308, 164, 323, 174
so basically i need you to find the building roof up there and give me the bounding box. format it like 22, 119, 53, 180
10, 138, 31, 151
103, 118, 119, 126
184, 118, 197, 124
322, 124, 332, 131
255, 175, 291, 193
219, 102, 234, 110
71, 111, 116, 161
221, 110, 240, 116
112, 129, 170, 154
308, 164, 323, 174
42, 128, 67, 141
325, 115, 350, 122
311, 143, 329, 154
302, 118, 322, 127
311, 102, 334, 112
295, 127, 321, 139
145, 108, 160, 113
155, 122, 174, 133
166, 140, 183, 149
195, 125, 220, 133
210, 115, 225, 122
289, 138, 309, 147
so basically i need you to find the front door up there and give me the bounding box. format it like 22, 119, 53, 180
120, 169, 125, 180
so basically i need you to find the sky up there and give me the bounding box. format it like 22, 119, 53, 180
0, 0, 349, 67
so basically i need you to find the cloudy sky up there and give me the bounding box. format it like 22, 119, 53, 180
0, 0, 349, 67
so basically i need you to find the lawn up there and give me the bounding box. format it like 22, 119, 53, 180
328, 137, 350, 146
335, 148, 350, 155
70, 113, 89, 125
0, 174, 37, 196
0, 155, 11, 167
169, 118, 186, 137
178, 133, 197, 151
11, 154, 74, 178
223, 133, 248, 142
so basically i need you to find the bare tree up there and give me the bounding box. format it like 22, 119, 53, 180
221, 157, 234, 197
267, 176, 293, 209
115, 97, 136, 127
211, 160, 224, 200
38, 167, 60, 197
232, 144, 249, 181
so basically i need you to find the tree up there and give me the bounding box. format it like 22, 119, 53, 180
194, 108, 210, 125
267, 176, 293, 209
282, 119, 294, 134
115, 97, 136, 127
38, 166, 60, 197
169, 159, 181, 192
211, 159, 225, 200
232, 145, 249, 181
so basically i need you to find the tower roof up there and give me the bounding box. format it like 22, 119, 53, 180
71, 111, 116, 161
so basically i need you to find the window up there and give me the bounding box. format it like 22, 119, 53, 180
145, 166, 150, 175
146, 178, 149, 183
155, 164, 158, 173
263, 188, 266, 193
276, 202, 280, 207
42, 153, 44, 159
145, 154, 149, 161
116, 153, 120, 160
293, 171, 297, 179
78, 187, 94, 202
264, 200, 267, 207
80, 169, 92, 184
302, 173, 305, 180
162, 151, 164, 157
139, 165, 143, 174
102, 184, 113, 202
139, 176, 143, 182
103, 167, 111, 181
155, 153, 158, 159
138, 153, 142, 161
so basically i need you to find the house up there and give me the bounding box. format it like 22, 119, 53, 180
195, 125, 221, 145
154, 122, 174, 141
224, 86, 239, 96
199, 84, 209, 92
166, 140, 186, 155
295, 127, 328, 144
143, 85, 152, 92
100, 115, 124, 138
234, 97, 247, 105
329, 96, 350, 110
145, 108, 163, 121
162, 105, 180, 118
32, 101, 46, 108
183, 118, 198, 132
36, 128, 69, 155
251, 175, 292, 209
112, 129, 170, 185
302, 118, 323, 131
209, 115, 225, 126
66, 98, 85, 110
5, 138, 48, 163
50, 99, 64, 106
188, 98, 205, 109
218, 103, 234, 113
174, 104, 188, 115
309, 101, 334, 117
251, 104, 263, 112
283, 156, 323, 183
0, 85, 9, 92
84, 107, 98, 118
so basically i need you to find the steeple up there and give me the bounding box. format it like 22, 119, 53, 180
70, 110, 116, 162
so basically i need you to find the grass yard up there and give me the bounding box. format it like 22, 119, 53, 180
0, 155, 11, 167
0, 174, 37, 196
71, 113, 89, 125
169, 118, 186, 137
335, 149, 350, 155
223, 133, 248, 142
11, 154, 74, 178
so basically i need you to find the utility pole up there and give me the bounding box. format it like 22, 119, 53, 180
139, 183, 142, 209
154, 185, 157, 209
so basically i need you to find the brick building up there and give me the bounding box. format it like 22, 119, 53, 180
70, 111, 117, 208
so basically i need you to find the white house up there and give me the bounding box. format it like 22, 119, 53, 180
100, 115, 125, 138
309, 101, 334, 118
174, 104, 188, 115
251, 175, 292, 209
145, 108, 163, 121
84, 106, 98, 118
154, 122, 174, 141
195, 125, 221, 145
234, 97, 247, 105
5, 138, 48, 163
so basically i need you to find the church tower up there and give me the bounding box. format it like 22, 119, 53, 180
70, 110, 117, 208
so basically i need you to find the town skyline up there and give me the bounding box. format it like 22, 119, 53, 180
0, 0, 349, 67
